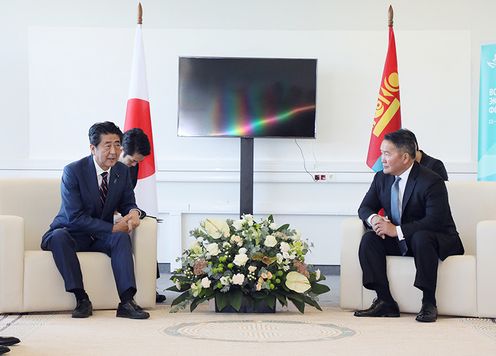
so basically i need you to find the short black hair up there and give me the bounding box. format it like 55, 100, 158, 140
401, 128, 419, 151
384, 129, 416, 159
122, 128, 151, 156
88, 121, 123, 146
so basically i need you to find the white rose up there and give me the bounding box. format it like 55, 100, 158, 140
234, 253, 249, 266
206, 243, 220, 256
243, 214, 254, 226
201, 277, 211, 288
203, 218, 230, 239
232, 220, 243, 230
232, 273, 245, 285
264, 235, 277, 247
248, 265, 257, 273
238, 247, 247, 254
280, 242, 291, 253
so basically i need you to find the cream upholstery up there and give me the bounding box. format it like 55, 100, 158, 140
340, 181, 496, 317
0, 178, 157, 313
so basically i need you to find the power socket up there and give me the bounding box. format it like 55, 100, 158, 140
313, 173, 328, 182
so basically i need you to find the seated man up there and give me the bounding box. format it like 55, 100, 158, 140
354, 129, 464, 322
120, 128, 166, 303
41, 121, 149, 319
403, 129, 448, 181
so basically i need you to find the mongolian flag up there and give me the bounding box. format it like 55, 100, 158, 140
366, 6, 402, 171
124, 3, 158, 217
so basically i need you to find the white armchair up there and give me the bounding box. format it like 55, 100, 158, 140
340, 181, 496, 317
0, 178, 157, 313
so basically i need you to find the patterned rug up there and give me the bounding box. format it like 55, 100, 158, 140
1, 306, 496, 355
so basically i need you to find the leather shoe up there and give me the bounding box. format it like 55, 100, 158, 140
354, 298, 400, 317
0, 346, 9, 355
416, 302, 437, 322
156, 291, 166, 303
116, 300, 150, 319
72, 298, 93, 318
0, 337, 20, 346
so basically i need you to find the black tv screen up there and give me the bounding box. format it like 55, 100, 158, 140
177, 57, 317, 138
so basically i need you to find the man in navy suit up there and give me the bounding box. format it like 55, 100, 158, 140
41, 121, 149, 319
354, 129, 464, 322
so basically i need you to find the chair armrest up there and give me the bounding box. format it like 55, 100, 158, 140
340, 217, 365, 310
0, 215, 24, 313
476, 220, 496, 317
132, 216, 157, 308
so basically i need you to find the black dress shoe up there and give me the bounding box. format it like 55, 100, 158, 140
0, 337, 20, 346
0, 345, 9, 355
72, 298, 93, 318
354, 298, 400, 317
156, 291, 166, 303
116, 300, 150, 319
416, 302, 437, 322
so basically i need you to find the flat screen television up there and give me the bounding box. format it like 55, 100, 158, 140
177, 57, 317, 138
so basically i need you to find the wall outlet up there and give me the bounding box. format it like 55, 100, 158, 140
314, 173, 328, 182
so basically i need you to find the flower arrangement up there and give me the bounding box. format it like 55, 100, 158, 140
167, 214, 330, 313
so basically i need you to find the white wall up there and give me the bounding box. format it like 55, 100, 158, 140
0, 0, 493, 266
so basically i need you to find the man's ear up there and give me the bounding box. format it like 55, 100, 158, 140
90, 144, 96, 155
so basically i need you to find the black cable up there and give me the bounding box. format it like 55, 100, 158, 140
294, 139, 316, 182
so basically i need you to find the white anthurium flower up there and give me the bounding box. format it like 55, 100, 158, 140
206, 243, 220, 256
201, 277, 211, 288
316, 269, 321, 280
234, 252, 249, 266
248, 265, 257, 273
264, 235, 277, 247
175, 280, 181, 290
285, 271, 311, 293
232, 219, 243, 230
280, 242, 291, 253
232, 273, 245, 285
203, 218, 230, 239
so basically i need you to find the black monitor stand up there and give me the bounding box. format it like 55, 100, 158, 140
240, 137, 254, 217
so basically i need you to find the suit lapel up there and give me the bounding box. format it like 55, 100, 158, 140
102, 165, 121, 216
402, 162, 420, 212
84, 155, 102, 215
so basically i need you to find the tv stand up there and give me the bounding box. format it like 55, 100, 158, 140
239, 137, 254, 217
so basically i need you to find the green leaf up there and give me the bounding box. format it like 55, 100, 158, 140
275, 293, 288, 307
190, 297, 204, 312
287, 295, 305, 313
303, 295, 322, 311
264, 296, 276, 309
229, 290, 243, 311
215, 292, 229, 312
171, 290, 191, 306
311, 282, 330, 295
277, 224, 290, 232
166, 285, 180, 292
267, 215, 274, 223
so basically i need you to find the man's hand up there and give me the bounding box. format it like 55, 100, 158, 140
371, 215, 398, 239
112, 210, 140, 233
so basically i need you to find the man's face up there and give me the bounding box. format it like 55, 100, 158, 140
91, 133, 122, 170
380, 139, 412, 176
120, 152, 145, 167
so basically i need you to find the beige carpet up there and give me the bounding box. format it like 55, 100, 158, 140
2, 305, 496, 356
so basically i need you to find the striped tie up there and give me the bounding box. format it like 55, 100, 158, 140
99, 172, 108, 207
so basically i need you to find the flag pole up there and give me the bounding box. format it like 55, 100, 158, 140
137, 2, 143, 25
388, 5, 393, 27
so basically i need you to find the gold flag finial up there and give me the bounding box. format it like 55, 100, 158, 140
137, 2, 143, 25
388, 5, 394, 27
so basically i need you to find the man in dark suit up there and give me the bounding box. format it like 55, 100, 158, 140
41, 121, 150, 319
0, 336, 20, 354
120, 128, 166, 303
354, 129, 464, 322
403, 129, 448, 181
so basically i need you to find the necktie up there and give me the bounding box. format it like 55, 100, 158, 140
390, 176, 408, 255
99, 172, 108, 207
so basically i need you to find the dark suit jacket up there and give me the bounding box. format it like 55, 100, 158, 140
419, 150, 448, 181
129, 164, 138, 189
358, 162, 464, 260
41, 155, 141, 248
